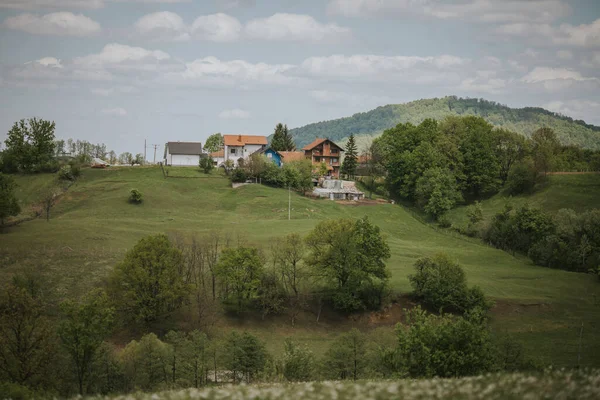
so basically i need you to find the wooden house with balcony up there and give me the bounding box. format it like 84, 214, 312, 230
302, 138, 344, 178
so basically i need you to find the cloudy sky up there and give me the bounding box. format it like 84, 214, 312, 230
1, 0, 599, 156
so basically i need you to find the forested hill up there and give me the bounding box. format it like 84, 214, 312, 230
290, 96, 600, 150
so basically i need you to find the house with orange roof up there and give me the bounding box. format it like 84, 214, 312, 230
302, 138, 344, 178
210, 149, 225, 166
223, 134, 268, 166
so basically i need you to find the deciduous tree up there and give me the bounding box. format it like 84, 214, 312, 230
204, 133, 224, 153
0, 173, 21, 225
215, 247, 264, 313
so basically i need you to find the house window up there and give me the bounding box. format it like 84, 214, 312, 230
331, 148, 338, 154
230, 148, 236, 154
314, 157, 320, 162
267, 153, 272, 158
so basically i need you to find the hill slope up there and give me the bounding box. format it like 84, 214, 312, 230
290, 96, 600, 150
2, 168, 600, 366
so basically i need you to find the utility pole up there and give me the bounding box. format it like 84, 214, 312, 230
144, 139, 147, 164
151, 144, 160, 164
288, 185, 291, 221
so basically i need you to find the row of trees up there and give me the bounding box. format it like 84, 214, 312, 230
370, 116, 600, 219
229, 155, 314, 194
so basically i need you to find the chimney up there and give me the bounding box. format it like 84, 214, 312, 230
238, 134, 242, 142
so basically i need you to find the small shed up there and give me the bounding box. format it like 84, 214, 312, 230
164, 142, 203, 166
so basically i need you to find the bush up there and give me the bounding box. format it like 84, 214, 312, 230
437, 215, 452, 228
506, 161, 539, 195
199, 156, 214, 174
282, 339, 315, 382
409, 253, 491, 313
129, 189, 143, 204
57, 165, 75, 181
230, 168, 247, 183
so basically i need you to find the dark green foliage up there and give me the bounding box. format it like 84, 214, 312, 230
415, 167, 462, 219
282, 339, 315, 382
57, 165, 77, 181
531, 127, 560, 176
270, 123, 296, 152
110, 234, 188, 323
128, 189, 142, 204
230, 168, 247, 183
340, 134, 358, 177
215, 247, 264, 313
58, 290, 115, 394
204, 133, 224, 153
224, 331, 268, 383
4, 118, 56, 173
506, 160, 539, 195
199, 156, 214, 174
121, 333, 171, 392
0, 173, 21, 225
395, 307, 497, 378
323, 328, 367, 381
305, 217, 390, 312
289, 97, 600, 150
409, 253, 492, 313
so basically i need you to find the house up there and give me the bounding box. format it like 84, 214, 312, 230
302, 138, 344, 178
254, 147, 283, 167
223, 135, 268, 166
280, 151, 306, 165
164, 142, 203, 166
210, 149, 225, 166
313, 180, 365, 201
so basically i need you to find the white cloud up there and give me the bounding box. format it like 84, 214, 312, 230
32, 57, 63, 68
496, 18, 600, 48
543, 100, 600, 122
168, 56, 295, 87
328, 0, 570, 23
218, 108, 250, 119
301, 54, 465, 84
215, 0, 254, 9
521, 67, 599, 91
91, 86, 135, 96
101, 107, 127, 116
190, 13, 241, 42
3, 12, 101, 36
310, 90, 393, 107
73, 43, 171, 71
245, 13, 350, 43
459, 73, 507, 94
0, 0, 190, 10
134, 11, 189, 41
556, 50, 573, 60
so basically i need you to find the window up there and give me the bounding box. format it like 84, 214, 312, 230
267, 153, 272, 158
331, 148, 338, 154
230, 148, 236, 154
314, 157, 320, 162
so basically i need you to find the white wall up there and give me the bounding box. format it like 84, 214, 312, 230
167, 154, 201, 166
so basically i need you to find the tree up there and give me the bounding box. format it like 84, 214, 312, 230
111, 234, 188, 323
108, 151, 117, 165
204, 133, 224, 154
272, 233, 306, 298
0, 282, 56, 387
282, 339, 315, 382
58, 289, 115, 395
341, 134, 358, 177
4, 118, 56, 172
466, 201, 484, 229
224, 331, 268, 383
323, 328, 366, 380
134, 153, 144, 165
40, 186, 59, 222
0, 173, 21, 225
415, 167, 462, 219
305, 217, 390, 312
493, 129, 527, 184
531, 127, 560, 176
121, 333, 171, 391
215, 247, 264, 313
118, 152, 133, 165
271, 123, 295, 152
199, 156, 214, 174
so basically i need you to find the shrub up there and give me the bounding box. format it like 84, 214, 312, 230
199, 156, 214, 174
437, 215, 452, 228
282, 338, 315, 382
57, 165, 75, 181
506, 161, 539, 195
129, 189, 142, 204
230, 168, 247, 183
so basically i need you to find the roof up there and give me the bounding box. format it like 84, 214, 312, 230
166, 142, 203, 155
280, 151, 306, 162
210, 150, 224, 158
223, 135, 268, 146
302, 138, 345, 151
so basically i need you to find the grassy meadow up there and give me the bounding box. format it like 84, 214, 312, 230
1, 167, 600, 367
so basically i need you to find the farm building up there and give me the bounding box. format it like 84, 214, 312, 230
313, 180, 365, 201
164, 142, 203, 166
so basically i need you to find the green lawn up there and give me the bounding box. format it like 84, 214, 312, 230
2, 167, 600, 367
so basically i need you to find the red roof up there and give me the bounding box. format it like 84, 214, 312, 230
280, 151, 306, 162
302, 138, 344, 151
224, 135, 268, 146
210, 150, 224, 158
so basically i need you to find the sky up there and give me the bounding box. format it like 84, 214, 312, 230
0, 0, 599, 157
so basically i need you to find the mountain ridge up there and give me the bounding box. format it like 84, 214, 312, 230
289, 96, 600, 150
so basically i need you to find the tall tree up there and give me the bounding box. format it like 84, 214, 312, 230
204, 133, 224, 153
224, 331, 268, 383
492, 128, 528, 184
215, 247, 264, 313
0, 173, 21, 226
58, 289, 115, 395
323, 328, 366, 380
532, 127, 560, 176
111, 234, 188, 324
341, 134, 358, 177
271, 123, 296, 151
4, 118, 56, 172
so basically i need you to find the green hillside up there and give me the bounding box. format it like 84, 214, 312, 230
290, 96, 600, 150
447, 173, 600, 228
2, 167, 599, 367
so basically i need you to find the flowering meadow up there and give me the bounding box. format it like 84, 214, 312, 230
83, 369, 600, 400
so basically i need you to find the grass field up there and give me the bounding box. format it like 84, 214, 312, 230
2, 167, 600, 367
83, 370, 600, 400
447, 174, 600, 227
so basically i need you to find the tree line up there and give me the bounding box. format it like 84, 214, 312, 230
1, 218, 537, 398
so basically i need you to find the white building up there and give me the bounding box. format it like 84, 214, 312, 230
164, 142, 203, 166
210, 149, 225, 166
223, 135, 268, 166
